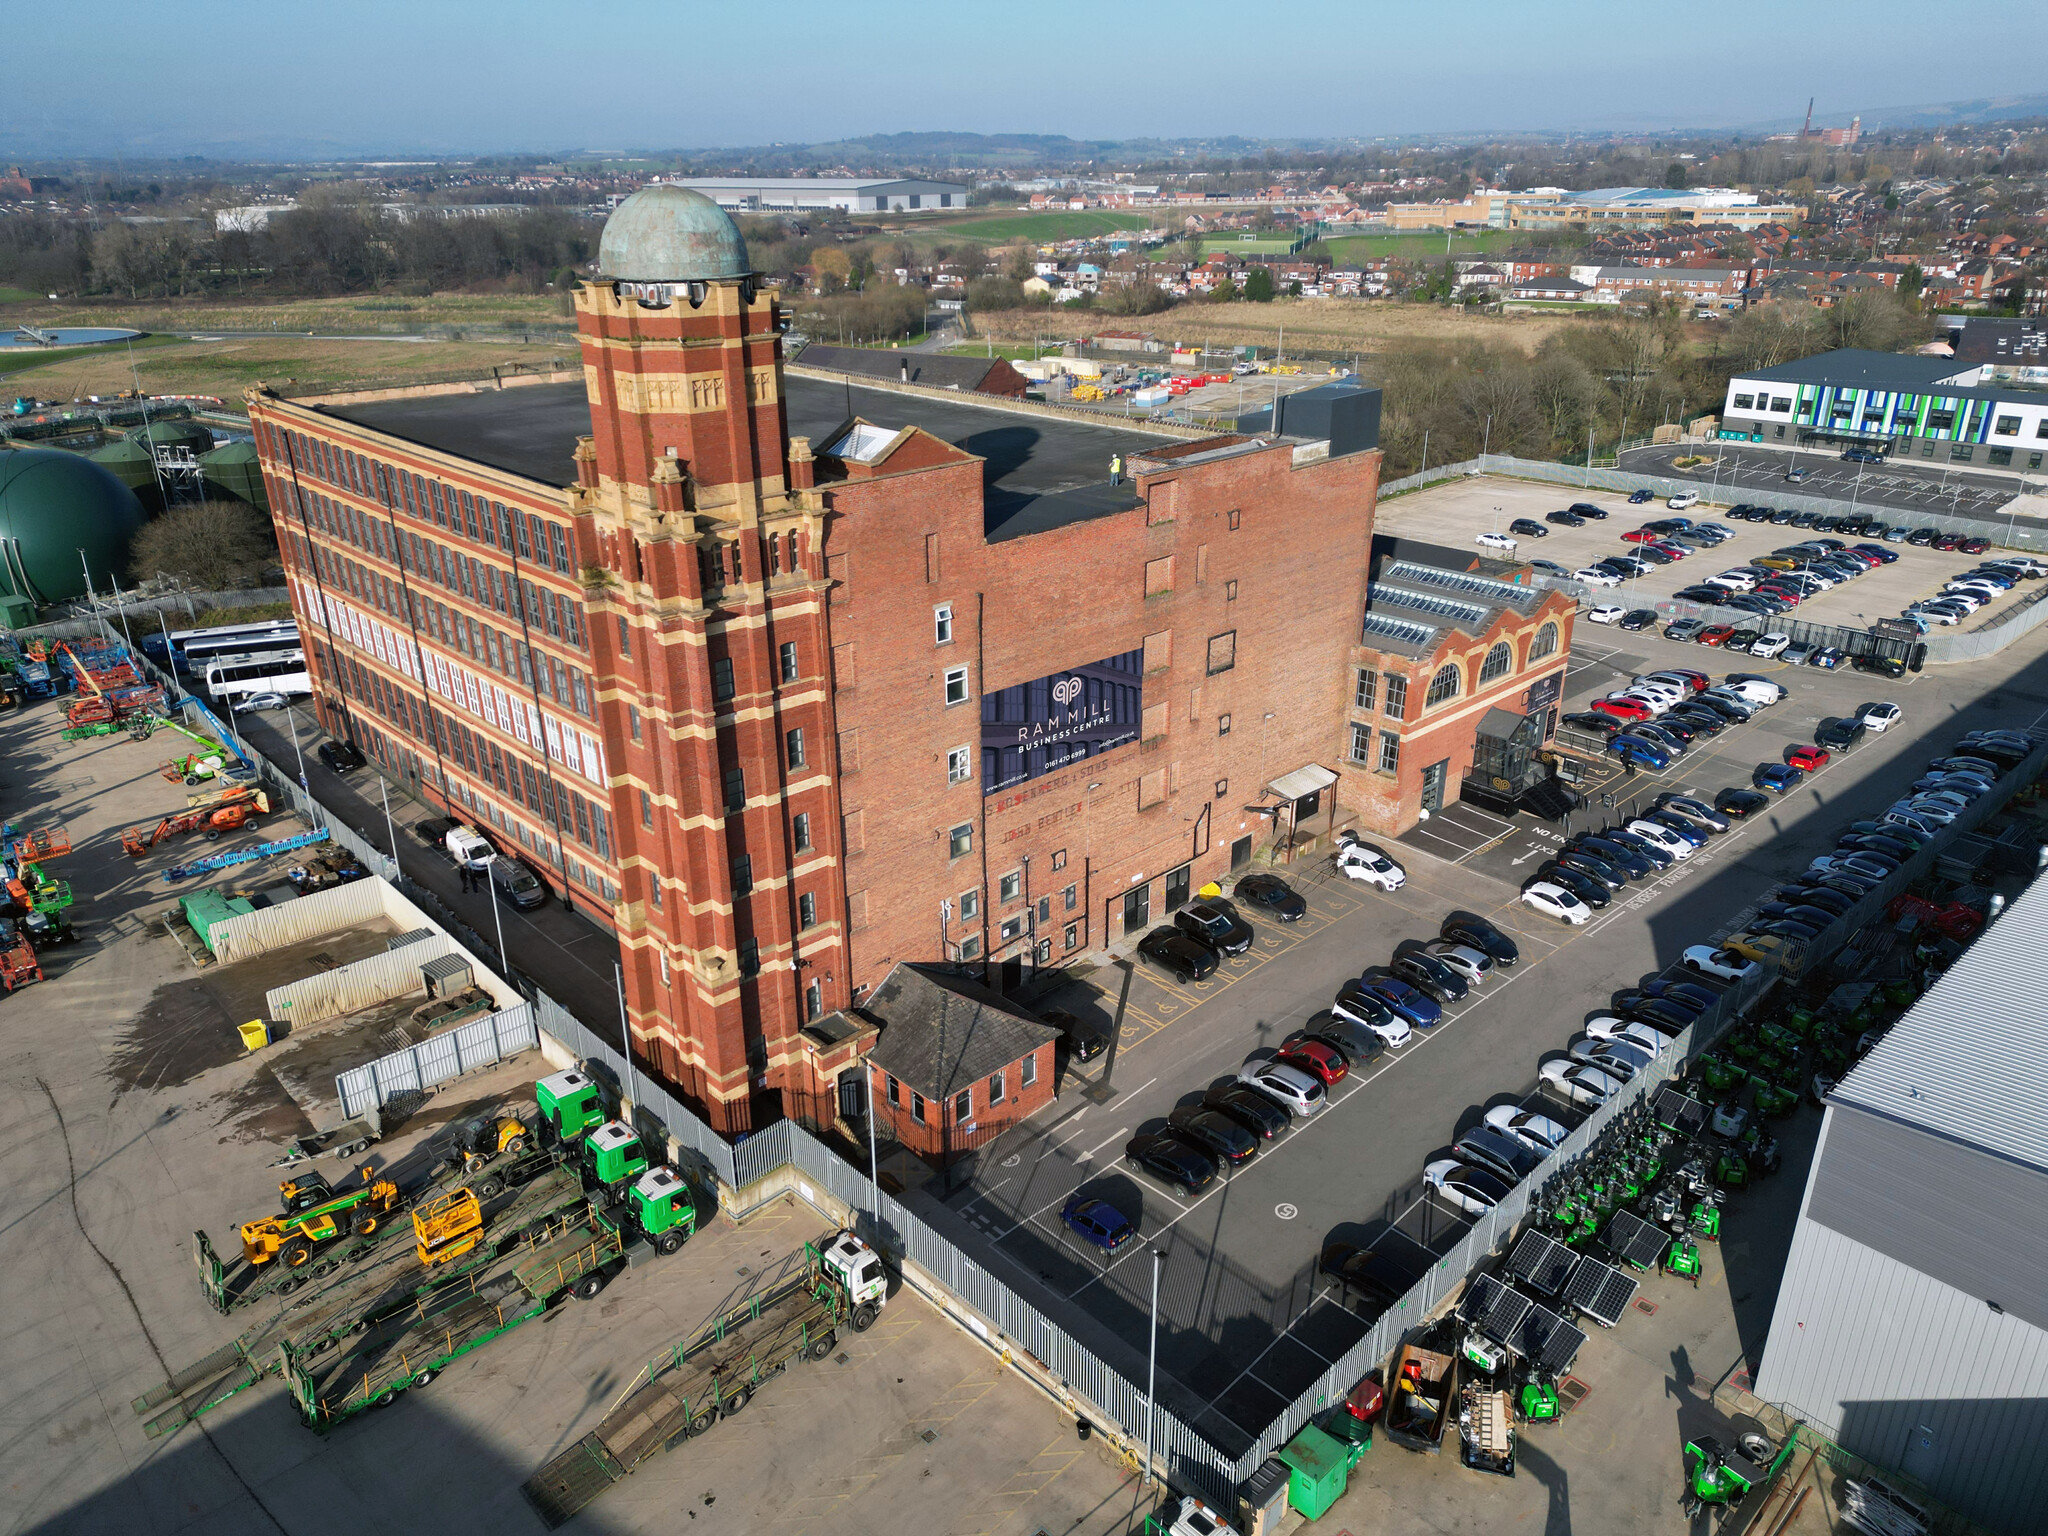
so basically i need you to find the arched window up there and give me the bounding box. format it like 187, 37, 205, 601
1425, 662, 1461, 707
1479, 642, 1513, 684
1528, 622, 1559, 662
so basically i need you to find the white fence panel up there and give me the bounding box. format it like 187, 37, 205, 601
335, 1003, 538, 1118
204, 877, 386, 965
266, 935, 456, 1027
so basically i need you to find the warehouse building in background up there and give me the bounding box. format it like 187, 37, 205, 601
656, 176, 971, 213
243, 185, 1387, 1137
1754, 878, 2048, 1536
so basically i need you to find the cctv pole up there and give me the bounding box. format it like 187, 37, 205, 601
1143, 1247, 1164, 1488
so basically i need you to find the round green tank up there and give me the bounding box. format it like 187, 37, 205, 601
0, 448, 148, 603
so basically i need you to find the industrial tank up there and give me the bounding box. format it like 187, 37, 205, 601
0, 447, 148, 604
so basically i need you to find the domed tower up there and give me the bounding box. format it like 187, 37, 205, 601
573, 186, 840, 1134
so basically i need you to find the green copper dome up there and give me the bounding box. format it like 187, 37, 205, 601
598, 185, 751, 283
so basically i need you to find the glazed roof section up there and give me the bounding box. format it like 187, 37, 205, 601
1360, 556, 1547, 657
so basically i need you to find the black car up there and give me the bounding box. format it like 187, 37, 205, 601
1669, 706, 1726, 736
318, 739, 367, 773
1906, 528, 1939, 546
1296, 1010, 1389, 1067
1852, 654, 1907, 679
412, 816, 459, 849
1815, 718, 1867, 751
1233, 872, 1307, 921
1839, 832, 1914, 863
1561, 711, 1624, 736
1602, 828, 1673, 869
1442, 911, 1519, 967
1042, 1008, 1108, 1062
1125, 1132, 1218, 1194
1554, 848, 1627, 890
1569, 502, 1608, 520
1136, 928, 1218, 982
1203, 1081, 1291, 1139
1546, 510, 1586, 527
1174, 900, 1254, 957
1635, 546, 1675, 566
1453, 1126, 1545, 1182
1391, 951, 1468, 1002
1629, 998, 1706, 1033
1694, 695, 1753, 723
1508, 518, 1548, 537
1612, 989, 1702, 1021
1619, 609, 1658, 631
1319, 1241, 1429, 1307
1534, 862, 1610, 908
1773, 902, 1845, 932
1571, 836, 1653, 879
1726, 628, 1761, 650
1165, 1107, 1257, 1166
1714, 787, 1771, 818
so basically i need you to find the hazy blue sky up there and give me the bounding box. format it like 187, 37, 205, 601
9, 0, 2047, 158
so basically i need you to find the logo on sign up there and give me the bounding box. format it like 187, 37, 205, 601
1052, 676, 1083, 707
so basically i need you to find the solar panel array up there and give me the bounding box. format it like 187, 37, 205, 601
1654, 1086, 1711, 1137
1601, 1210, 1672, 1271
1563, 1254, 1640, 1329
1462, 1273, 1535, 1343
1506, 1229, 1578, 1297
1516, 1303, 1587, 1375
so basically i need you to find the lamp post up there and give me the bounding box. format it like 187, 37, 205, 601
377, 775, 400, 880
1143, 1246, 1164, 1488
867, 1062, 882, 1218
284, 704, 308, 790
485, 855, 509, 979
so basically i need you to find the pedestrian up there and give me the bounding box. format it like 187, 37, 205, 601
458, 864, 473, 893
1109, 454, 1123, 487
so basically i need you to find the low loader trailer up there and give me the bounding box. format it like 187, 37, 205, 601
521, 1231, 888, 1529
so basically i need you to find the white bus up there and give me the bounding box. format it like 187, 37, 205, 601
167, 620, 300, 672
203, 649, 311, 704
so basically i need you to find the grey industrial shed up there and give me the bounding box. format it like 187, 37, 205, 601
1754, 877, 2048, 1536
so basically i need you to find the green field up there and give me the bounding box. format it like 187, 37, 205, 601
922, 210, 1158, 243
0, 286, 44, 305
1198, 236, 1301, 257
1324, 228, 1519, 262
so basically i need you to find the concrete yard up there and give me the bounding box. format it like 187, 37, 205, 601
0, 702, 1147, 1536
1374, 474, 2015, 634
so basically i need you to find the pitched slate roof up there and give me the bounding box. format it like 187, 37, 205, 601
861, 964, 1060, 1100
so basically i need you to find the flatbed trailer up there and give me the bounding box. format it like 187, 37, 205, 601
522, 1232, 886, 1529
283, 1203, 625, 1432
140, 1163, 587, 1439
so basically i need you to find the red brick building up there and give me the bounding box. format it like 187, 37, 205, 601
1340, 543, 1577, 835
244, 186, 1385, 1136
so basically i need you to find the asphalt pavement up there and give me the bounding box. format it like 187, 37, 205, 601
1621, 442, 2028, 521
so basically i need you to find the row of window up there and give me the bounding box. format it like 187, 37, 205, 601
1355, 625, 1557, 722
883, 1052, 1037, 1128
1731, 394, 1794, 414
1349, 722, 1402, 774
707, 640, 807, 706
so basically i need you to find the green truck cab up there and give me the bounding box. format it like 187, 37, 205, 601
536, 1068, 606, 1142
626, 1167, 697, 1254
583, 1120, 649, 1196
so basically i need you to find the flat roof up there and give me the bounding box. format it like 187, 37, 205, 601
321, 372, 1172, 540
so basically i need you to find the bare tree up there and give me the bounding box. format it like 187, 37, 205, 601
129, 501, 278, 590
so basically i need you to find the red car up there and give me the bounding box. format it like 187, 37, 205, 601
1276, 1039, 1349, 1087
1662, 668, 1711, 692
1649, 541, 1690, 559
1590, 696, 1655, 722
1960, 537, 1991, 555
1785, 744, 1832, 772
1622, 528, 1660, 544
1697, 625, 1737, 647
1934, 532, 1964, 551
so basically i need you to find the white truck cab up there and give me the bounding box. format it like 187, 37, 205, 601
819, 1231, 889, 1327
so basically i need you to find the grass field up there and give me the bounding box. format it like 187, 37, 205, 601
0, 334, 577, 403
0, 332, 187, 383
1324, 228, 1521, 262
969, 296, 1584, 358
4, 293, 564, 335
917, 210, 1159, 243
0, 286, 44, 305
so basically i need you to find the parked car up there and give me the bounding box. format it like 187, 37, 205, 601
1858, 702, 1902, 733
1653, 794, 1729, 833
1137, 928, 1218, 983
1296, 1011, 1391, 1067
1815, 718, 1866, 751
1610, 736, 1671, 770
1203, 1082, 1292, 1140
1477, 532, 1519, 552
1522, 880, 1590, 925
1749, 633, 1791, 658
1165, 1107, 1257, 1167
1508, 519, 1548, 537
1668, 492, 1699, 510
1420, 940, 1493, 986
1619, 609, 1658, 631
1546, 509, 1586, 527
233, 690, 291, 712
1586, 603, 1626, 625
1483, 1106, 1570, 1153
1233, 872, 1306, 920
1534, 863, 1611, 909
1275, 1038, 1350, 1087
317, 739, 367, 773
1391, 951, 1469, 1003
1174, 901, 1254, 956
1331, 986, 1413, 1048
1682, 945, 1761, 982
1665, 618, 1706, 641
1125, 1132, 1218, 1195
1318, 1242, 1428, 1307
1334, 837, 1407, 890
1575, 566, 1623, 587
1355, 969, 1444, 1028
1042, 1008, 1108, 1063
1441, 911, 1520, 967
1570, 503, 1609, 519
1060, 1195, 1136, 1253
1696, 624, 1737, 647
1628, 488, 1654, 504
1624, 820, 1695, 860
1753, 762, 1804, 793
1539, 1059, 1624, 1109
1453, 1127, 1546, 1182
1237, 1059, 1326, 1116
1424, 1159, 1512, 1215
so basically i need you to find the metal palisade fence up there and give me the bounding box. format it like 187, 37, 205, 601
335, 1005, 540, 1120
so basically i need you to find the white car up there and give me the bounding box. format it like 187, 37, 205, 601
1424, 1159, 1508, 1215
1420, 941, 1492, 985
1750, 633, 1791, 658
1584, 1017, 1672, 1056
1706, 572, 1757, 592
1668, 492, 1700, 510
1858, 702, 1902, 732
1237, 1059, 1326, 1116
1906, 606, 1962, 626
1332, 988, 1413, 1048
1575, 567, 1623, 588
1522, 881, 1589, 925
1334, 838, 1406, 890
1483, 1106, 1570, 1154
233, 691, 291, 712
1721, 678, 1784, 705
1682, 944, 1760, 982
1477, 531, 1519, 552
1569, 1037, 1651, 1081
1539, 1059, 1624, 1109
1628, 678, 1687, 705
1612, 690, 1671, 715
1586, 603, 1626, 625
1900, 798, 1958, 826
1625, 819, 1694, 859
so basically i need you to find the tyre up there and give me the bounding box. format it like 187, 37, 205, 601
504, 1134, 527, 1157
1738, 1430, 1775, 1462
571, 1272, 606, 1301
477, 1175, 506, 1200
350, 1212, 379, 1237
808, 1333, 836, 1361
719, 1386, 751, 1419
687, 1408, 716, 1436
655, 1230, 685, 1256
851, 1301, 879, 1333
412, 1369, 437, 1389
282, 1239, 314, 1269
463, 1153, 486, 1175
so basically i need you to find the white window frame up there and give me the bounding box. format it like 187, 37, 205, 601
934, 603, 954, 645
947, 745, 972, 785
943, 665, 970, 706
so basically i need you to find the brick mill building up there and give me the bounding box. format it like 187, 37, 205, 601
241, 186, 1557, 1136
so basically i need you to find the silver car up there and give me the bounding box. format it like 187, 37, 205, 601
1237, 1059, 1326, 1116
1420, 941, 1492, 985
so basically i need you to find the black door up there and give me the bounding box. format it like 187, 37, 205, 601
1230, 835, 1253, 871
1164, 865, 1191, 911
1122, 885, 1150, 935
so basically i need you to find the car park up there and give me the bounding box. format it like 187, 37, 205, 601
1233, 872, 1307, 920
1442, 911, 1520, 967
1203, 1082, 1292, 1140
1165, 1108, 1258, 1166
1238, 1059, 1326, 1116
1483, 1106, 1570, 1154
1334, 837, 1406, 889
1521, 880, 1590, 924
1125, 1132, 1219, 1195
1174, 901, 1254, 956
1539, 1059, 1624, 1109
1137, 928, 1219, 982
1424, 1159, 1513, 1215
1061, 1196, 1137, 1253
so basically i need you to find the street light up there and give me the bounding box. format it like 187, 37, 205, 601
377, 775, 400, 880
283, 704, 308, 791
1143, 1246, 1164, 1488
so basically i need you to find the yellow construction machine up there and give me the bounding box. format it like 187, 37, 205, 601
239, 1166, 400, 1267
412, 1188, 487, 1267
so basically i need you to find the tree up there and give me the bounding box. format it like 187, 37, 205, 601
1208, 276, 1237, 303
810, 246, 852, 293
1242, 267, 1276, 303
130, 502, 278, 591
965, 276, 1028, 312
1900, 262, 1924, 301
1664, 162, 1689, 189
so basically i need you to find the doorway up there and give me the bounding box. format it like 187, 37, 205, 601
1421, 759, 1450, 813
1164, 865, 1192, 912
1000, 954, 1023, 993
1230, 835, 1253, 871
1121, 885, 1150, 935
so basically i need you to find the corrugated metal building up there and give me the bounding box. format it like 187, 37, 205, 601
1755, 877, 2048, 1535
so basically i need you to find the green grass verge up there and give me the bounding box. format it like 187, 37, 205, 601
0, 332, 185, 381
924, 210, 1157, 242
0, 286, 45, 305
1323, 229, 1518, 262
1198, 237, 1300, 256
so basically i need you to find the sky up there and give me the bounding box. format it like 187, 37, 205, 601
8, 0, 2048, 160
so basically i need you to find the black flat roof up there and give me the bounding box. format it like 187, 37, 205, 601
322, 371, 1172, 540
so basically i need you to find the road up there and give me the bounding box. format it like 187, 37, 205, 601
1621, 442, 2030, 522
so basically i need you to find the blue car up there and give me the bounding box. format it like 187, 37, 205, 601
1611, 736, 1672, 770
1628, 488, 1654, 504
1356, 969, 1444, 1029
1060, 1195, 1136, 1253
1645, 811, 1709, 847
1753, 762, 1805, 793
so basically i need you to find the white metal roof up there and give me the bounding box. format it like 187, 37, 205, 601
1267, 764, 1337, 801
1831, 870, 2048, 1173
